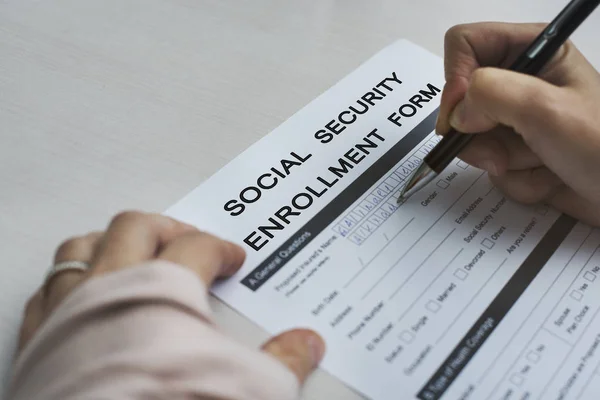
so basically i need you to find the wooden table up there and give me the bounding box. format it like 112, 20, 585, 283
1, 0, 599, 397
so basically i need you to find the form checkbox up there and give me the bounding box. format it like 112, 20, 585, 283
571, 290, 583, 301
436, 180, 449, 189
584, 272, 596, 282
535, 206, 549, 216
454, 269, 468, 281
510, 374, 524, 387
526, 351, 540, 363
457, 160, 469, 170
481, 238, 495, 249
426, 301, 441, 313
400, 331, 415, 344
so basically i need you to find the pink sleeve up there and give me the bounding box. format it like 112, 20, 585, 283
7, 260, 300, 400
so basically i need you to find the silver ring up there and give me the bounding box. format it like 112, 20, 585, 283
45, 261, 91, 284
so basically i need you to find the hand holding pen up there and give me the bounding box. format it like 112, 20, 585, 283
399, 0, 600, 228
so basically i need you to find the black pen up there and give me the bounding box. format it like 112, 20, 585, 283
398, 0, 600, 204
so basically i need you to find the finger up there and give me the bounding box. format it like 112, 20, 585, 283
437, 79, 469, 135
443, 22, 576, 85
45, 232, 103, 312
457, 126, 542, 175
490, 166, 564, 205
17, 290, 44, 353
261, 329, 325, 384
448, 68, 568, 149
437, 22, 581, 134
448, 67, 600, 191
453, 72, 600, 213
156, 232, 246, 286
92, 212, 197, 274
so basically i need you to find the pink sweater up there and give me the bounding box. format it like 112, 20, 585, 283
8, 261, 300, 400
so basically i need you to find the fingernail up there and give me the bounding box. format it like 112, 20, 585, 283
481, 160, 499, 176
449, 100, 465, 130
435, 114, 448, 135
222, 242, 246, 274
306, 335, 325, 366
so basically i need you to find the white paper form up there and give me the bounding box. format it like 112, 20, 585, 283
166, 40, 600, 399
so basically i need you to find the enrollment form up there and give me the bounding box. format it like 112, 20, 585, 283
166, 40, 600, 399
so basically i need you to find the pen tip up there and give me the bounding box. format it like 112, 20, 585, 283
396, 181, 415, 204
395, 163, 436, 204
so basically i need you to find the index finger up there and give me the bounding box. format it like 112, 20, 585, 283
437, 22, 579, 134
443, 22, 578, 85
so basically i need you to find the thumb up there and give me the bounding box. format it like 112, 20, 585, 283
261, 329, 325, 384
448, 67, 564, 145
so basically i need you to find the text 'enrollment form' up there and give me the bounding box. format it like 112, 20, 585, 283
166, 41, 600, 400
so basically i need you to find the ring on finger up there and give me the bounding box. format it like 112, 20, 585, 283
44, 261, 91, 293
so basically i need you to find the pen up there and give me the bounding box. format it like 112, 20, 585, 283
397, 0, 600, 204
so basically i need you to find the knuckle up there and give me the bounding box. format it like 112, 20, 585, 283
444, 24, 470, 44
511, 188, 540, 205
191, 232, 229, 255
467, 68, 497, 105
84, 231, 104, 241
110, 210, 147, 228
469, 68, 494, 92
196, 230, 222, 244
525, 86, 564, 128
165, 231, 226, 258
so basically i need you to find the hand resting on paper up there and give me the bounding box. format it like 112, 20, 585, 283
436, 22, 600, 227
8, 211, 325, 400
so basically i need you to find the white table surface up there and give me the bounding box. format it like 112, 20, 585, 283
1, 0, 599, 397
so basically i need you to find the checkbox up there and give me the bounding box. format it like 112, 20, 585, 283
426, 301, 441, 313
526, 351, 540, 363
400, 331, 415, 344
510, 374, 524, 387
535, 206, 549, 216
584, 272, 596, 282
571, 290, 583, 301
436, 180, 450, 189
481, 238, 495, 249
454, 269, 468, 281
457, 160, 469, 170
